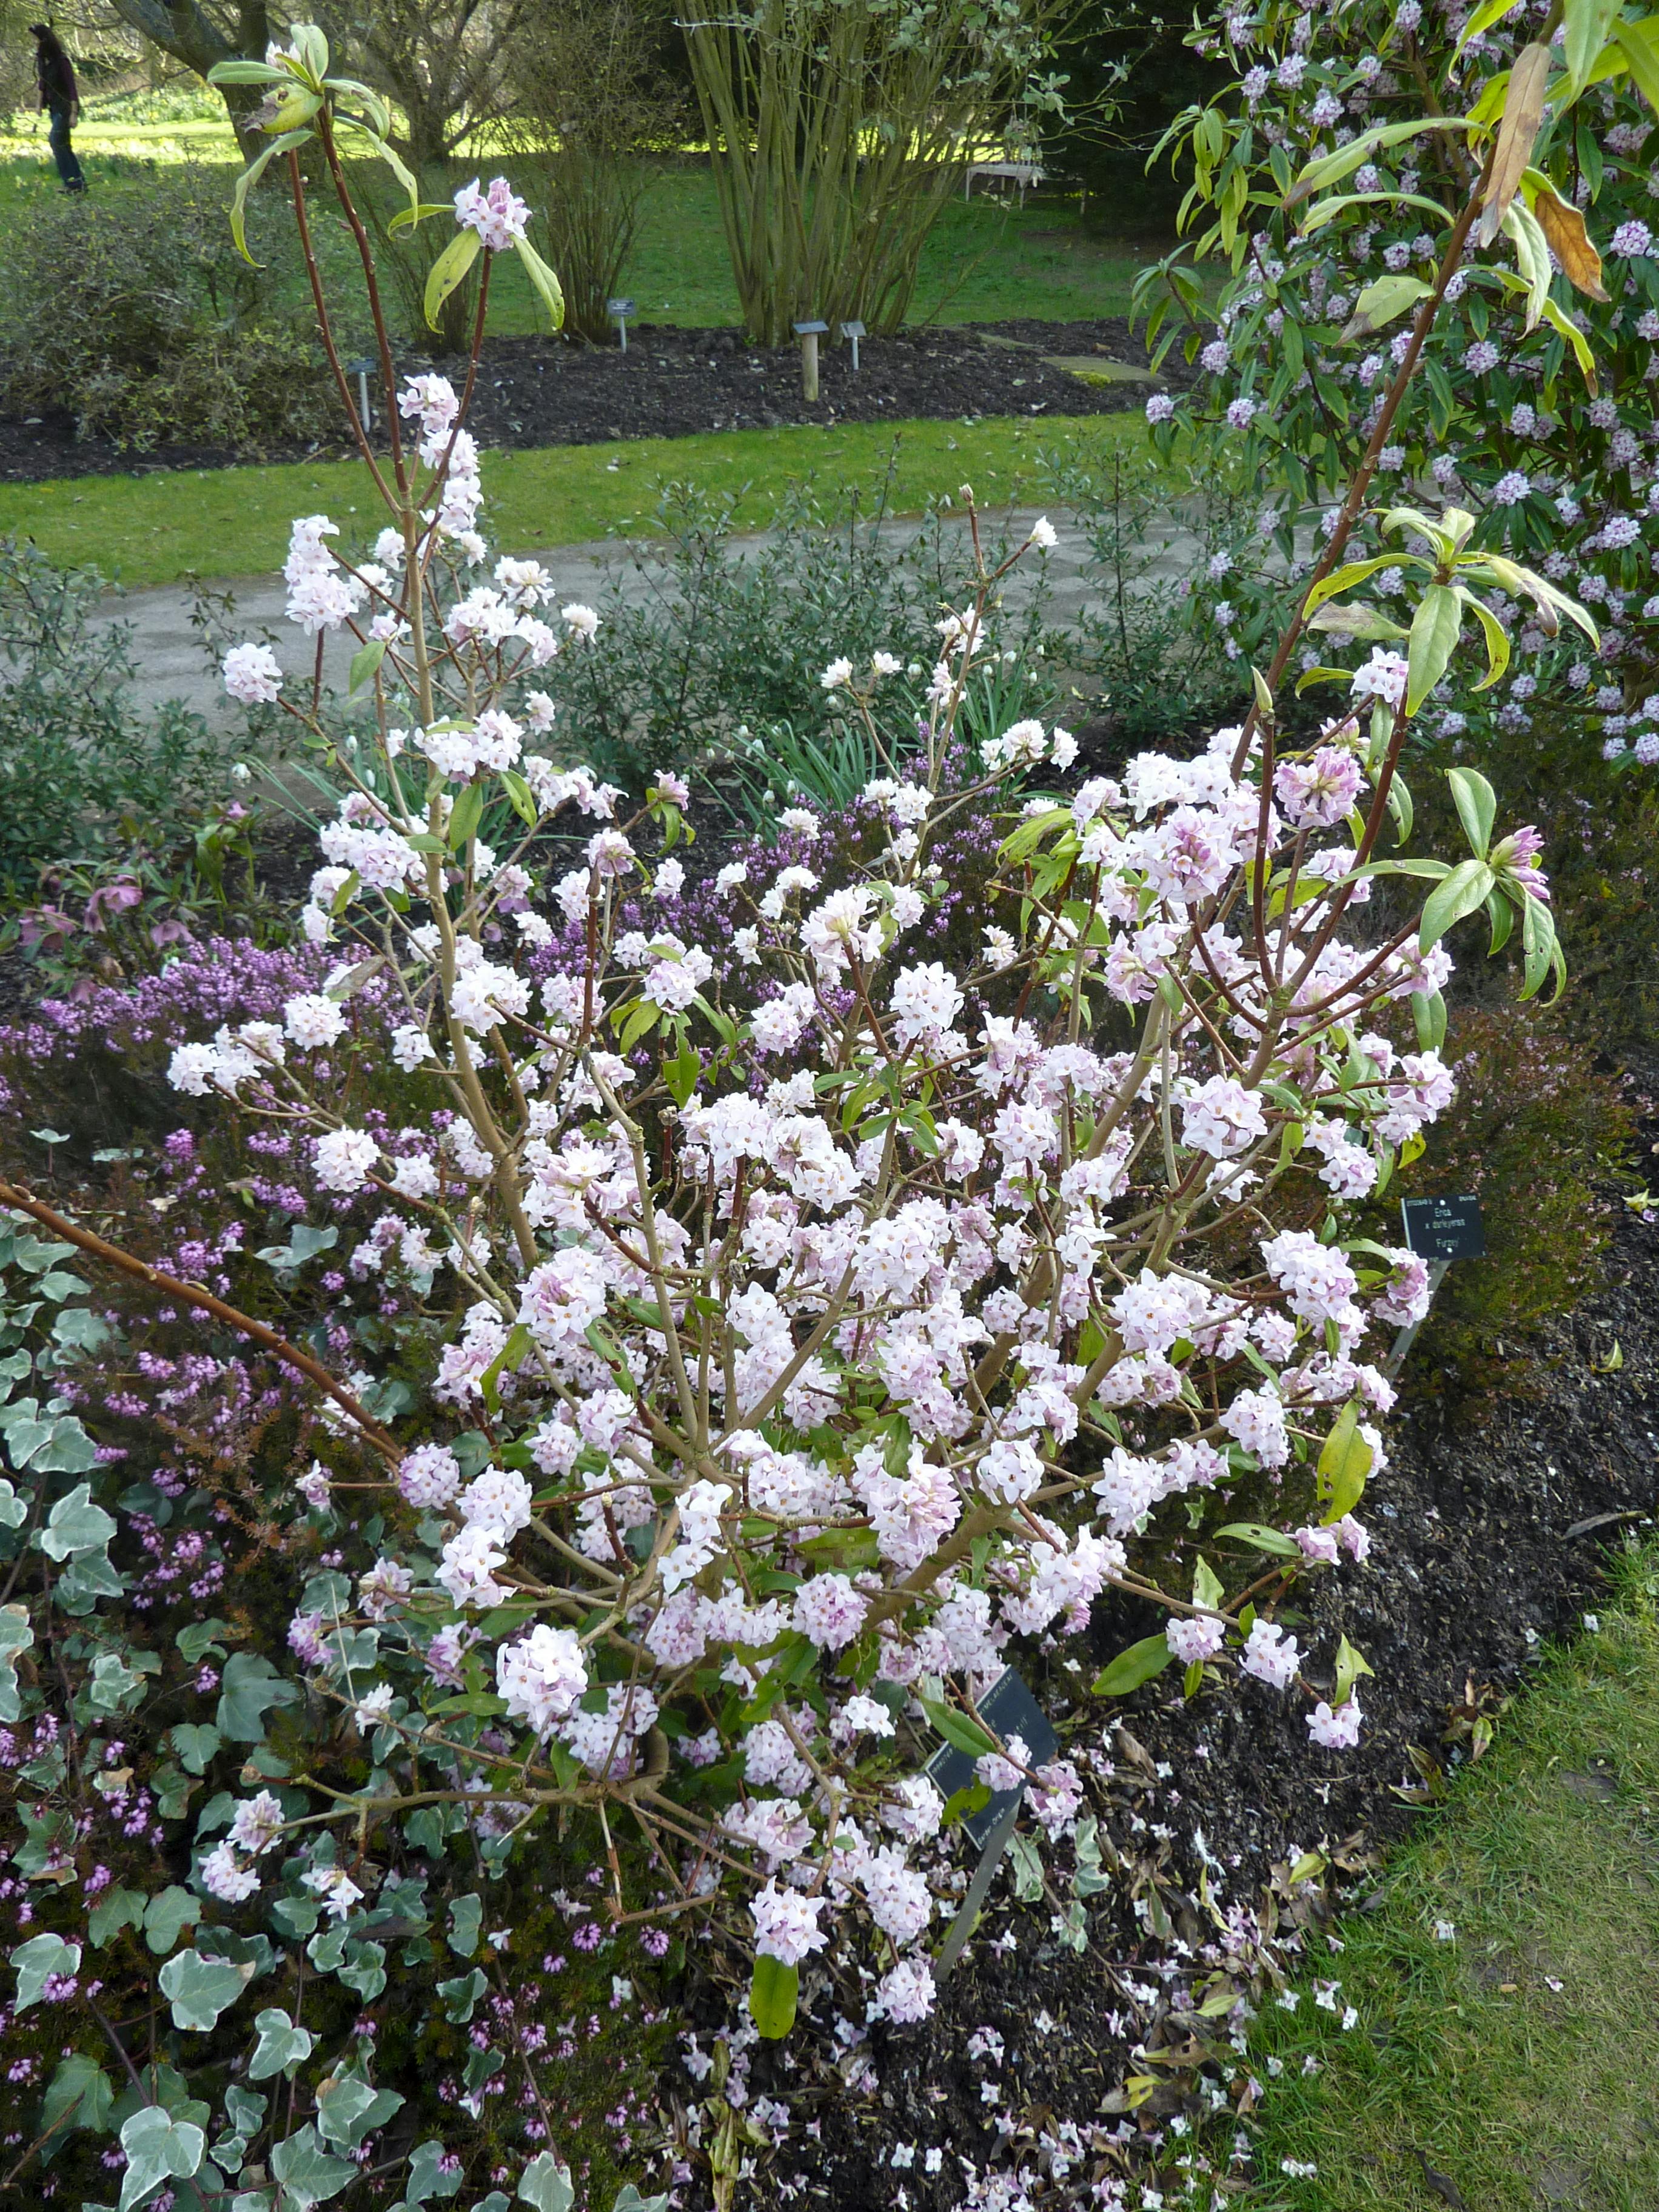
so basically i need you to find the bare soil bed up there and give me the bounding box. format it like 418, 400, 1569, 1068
679, 1075, 1659, 2208
0, 317, 1192, 484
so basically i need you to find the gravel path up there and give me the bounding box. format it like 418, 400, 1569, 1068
96, 508, 1204, 722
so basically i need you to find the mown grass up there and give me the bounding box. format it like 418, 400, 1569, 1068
0, 412, 1147, 589
0, 124, 1171, 333
1239, 1539, 1659, 2211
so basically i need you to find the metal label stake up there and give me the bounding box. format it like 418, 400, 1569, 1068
1384, 1194, 1485, 1378
923, 1666, 1057, 1985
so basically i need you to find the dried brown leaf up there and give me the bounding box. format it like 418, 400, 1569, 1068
1532, 184, 1611, 300
1478, 41, 1551, 247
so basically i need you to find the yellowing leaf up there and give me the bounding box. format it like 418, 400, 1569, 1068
1477, 42, 1551, 248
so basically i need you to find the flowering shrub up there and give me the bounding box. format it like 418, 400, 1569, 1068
0, 17, 1614, 2208
1137, 0, 1659, 768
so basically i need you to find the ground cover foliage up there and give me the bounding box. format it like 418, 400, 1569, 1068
0, 13, 1658, 2212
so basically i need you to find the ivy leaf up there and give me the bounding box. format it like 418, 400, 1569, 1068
41, 2051, 115, 2141
1091, 1634, 1175, 1699
402, 2139, 465, 2205
142, 1885, 200, 1957
118, 2106, 205, 2212
442, 1885, 480, 1955
518, 2153, 576, 2212
10, 1931, 80, 2009
748, 1954, 799, 2039
248, 2006, 315, 2082
316, 2073, 404, 2149
437, 1967, 488, 2022
158, 1948, 251, 2031
88, 1883, 146, 1946
270, 2123, 360, 2207
0, 1603, 32, 1724
216, 1651, 301, 1742
611, 2191, 671, 2212
37, 1482, 115, 1558
1191, 1556, 1225, 1614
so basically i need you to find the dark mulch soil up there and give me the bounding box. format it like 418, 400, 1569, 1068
0, 318, 1190, 486
687, 1078, 1659, 2209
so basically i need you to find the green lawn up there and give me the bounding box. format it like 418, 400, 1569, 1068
0, 413, 1146, 589
0, 121, 1170, 334
1238, 1541, 1659, 2211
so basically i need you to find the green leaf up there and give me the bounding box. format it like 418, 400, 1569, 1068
1538, 294, 1598, 388
1419, 857, 1496, 951
41, 2051, 115, 2142
389, 200, 455, 234
228, 131, 311, 263
500, 768, 537, 828
517, 236, 566, 332
271, 2124, 359, 2208
447, 779, 486, 853
159, 1948, 250, 2032
1455, 591, 1511, 692
1341, 273, 1432, 343
1091, 1634, 1175, 1699
611, 2190, 671, 2212
206, 58, 287, 84
348, 636, 387, 695
517, 2152, 576, 2212
1215, 1521, 1303, 1558
0, 1603, 32, 1724
119, 2106, 205, 2212
1316, 1401, 1373, 1524
88, 1883, 146, 1946
1454, 0, 1522, 55
423, 226, 482, 332
317, 2074, 404, 2149
169, 1723, 221, 1776
249, 2006, 315, 2082
1406, 585, 1463, 714
437, 1967, 488, 2022
38, 1482, 115, 1558
748, 1953, 799, 2039
143, 1886, 200, 1957
447, 1892, 483, 1958
1191, 1556, 1225, 1613
1412, 987, 1448, 1052
1333, 1633, 1376, 1706
1446, 766, 1498, 860
216, 1651, 301, 1742
10, 1931, 80, 2010
1563, 0, 1624, 101
918, 1694, 998, 1759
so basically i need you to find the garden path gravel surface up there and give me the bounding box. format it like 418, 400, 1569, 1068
97, 506, 1206, 722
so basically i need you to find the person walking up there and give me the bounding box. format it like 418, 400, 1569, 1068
29, 23, 85, 193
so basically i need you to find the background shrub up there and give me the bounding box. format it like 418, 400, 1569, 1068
0, 538, 235, 897
0, 165, 334, 451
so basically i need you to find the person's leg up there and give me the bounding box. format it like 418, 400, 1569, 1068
48, 106, 85, 192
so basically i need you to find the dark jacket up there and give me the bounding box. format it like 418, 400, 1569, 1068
35, 41, 77, 109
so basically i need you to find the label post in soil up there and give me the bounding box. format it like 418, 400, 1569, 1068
925, 1666, 1057, 1982
839, 319, 866, 372
793, 320, 830, 403
608, 298, 635, 353
1384, 1193, 1486, 1376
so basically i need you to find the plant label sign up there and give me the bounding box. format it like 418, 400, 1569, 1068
1399, 1194, 1485, 1261
924, 1665, 1057, 1848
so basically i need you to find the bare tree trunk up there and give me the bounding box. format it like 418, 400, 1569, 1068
102, 0, 272, 153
